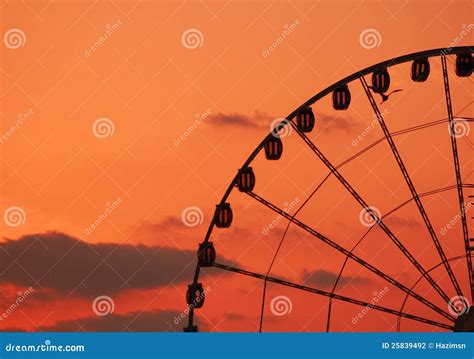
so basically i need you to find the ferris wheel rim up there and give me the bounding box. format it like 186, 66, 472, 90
202, 46, 473, 247
187, 46, 474, 332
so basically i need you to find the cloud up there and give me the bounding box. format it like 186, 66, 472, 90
302, 269, 372, 289
207, 111, 274, 128
317, 114, 359, 134
208, 110, 358, 135
221, 312, 247, 321
383, 216, 421, 229
138, 217, 194, 235
0, 231, 227, 297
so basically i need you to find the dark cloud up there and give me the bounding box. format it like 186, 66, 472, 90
302, 269, 372, 289
208, 111, 274, 128
0, 231, 222, 297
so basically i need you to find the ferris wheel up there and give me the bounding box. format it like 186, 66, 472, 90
184, 46, 474, 333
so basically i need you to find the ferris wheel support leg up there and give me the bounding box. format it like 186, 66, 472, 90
441, 55, 474, 302
359, 76, 464, 302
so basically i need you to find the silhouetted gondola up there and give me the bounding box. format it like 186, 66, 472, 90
372, 67, 390, 93
214, 203, 232, 228
296, 106, 315, 132
456, 53, 472, 77
332, 85, 351, 110
264, 135, 283, 160
198, 242, 216, 267
411, 58, 430, 82
237, 167, 255, 192
186, 283, 205, 308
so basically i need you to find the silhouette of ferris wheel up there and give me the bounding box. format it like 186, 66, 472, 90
185, 46, 474, 333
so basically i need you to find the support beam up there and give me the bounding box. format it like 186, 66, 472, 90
441, 55, 473, 300
359, 75, 463, 300
290, 121, 453, 306
246, 191, 455, 321
212, 262, 453, 330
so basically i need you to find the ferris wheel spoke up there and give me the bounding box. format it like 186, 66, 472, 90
441, 55, 473, 301
245, 190, 455, 321
289, 120, 454, 307
330, 185, 462, 331
359, 75, 464, 301
326, 226, 376, 332
258, 172, 332, 332
211, 262, 453, 330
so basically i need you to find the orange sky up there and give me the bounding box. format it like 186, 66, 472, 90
0, 0, 473, 332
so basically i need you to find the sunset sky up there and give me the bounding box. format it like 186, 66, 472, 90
0, 0, 473, 332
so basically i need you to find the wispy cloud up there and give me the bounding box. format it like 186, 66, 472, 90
207, 110, 274, 128
317, 113, 359, 134
302, 269, 372, 289
208, 110, 359, 135
384, 216, 421, 229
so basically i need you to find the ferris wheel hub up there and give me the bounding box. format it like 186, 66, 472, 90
453, 307, 474, 332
